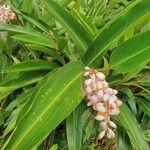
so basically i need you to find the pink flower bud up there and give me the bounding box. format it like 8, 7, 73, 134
95, 115, 105, 121
103, 93, 110, 101
97, 90, 103, 98
96, 72, 105, 80
109, 121, 117, 128
108, 128, 115, 138
98, 131, 105, 139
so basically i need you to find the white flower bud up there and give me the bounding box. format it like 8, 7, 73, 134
95, 104, 105, 112
84, 71, 89, 76
85, 86, 93, 94
95, 115, 105, 121
97, 81, 103, 89
90, 74, 96, 82
84, 79, 92, 86
90, 95, 99, 104
84, 66, 90, 70
100, 122, 107, 129
97, 90, 103, 98
103, 93, 110, 101
109, 108, 120, 115
116, 100, 122, 107
108, 128, 115, 138
105, 88, 113, 94
96, 72, 105, 80
98, 131, 105, 139
109, 121, 117, 128
87, 101, 92, 106
113, 89, 118, 95
111, 102, 117, 108
107, 133, 112, 138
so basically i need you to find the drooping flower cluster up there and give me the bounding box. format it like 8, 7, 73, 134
0, 5, 16, 24
84, 67, 122, 139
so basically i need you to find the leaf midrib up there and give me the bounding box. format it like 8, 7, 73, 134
11, 72, 82, 149
111, 47, 150, 68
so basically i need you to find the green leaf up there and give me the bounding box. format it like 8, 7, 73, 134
12, 34, 55, 48
116, 103, 149, 150
0, 71, 46, 101
66, 103, 83, 150
42, 0, 92, 55
110, 30, 150, 73
116, 126, 132, 150
22, 0, 33, 13
136, 97, 150, 117
26, 44, 66, 65
7, 60, 59, 73
21, 12, 50, 33
3, 61, 84, 149
0, 24, 40, 36
83, 0, 150, 67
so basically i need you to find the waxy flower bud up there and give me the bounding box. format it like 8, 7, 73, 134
84, 66, 122, 140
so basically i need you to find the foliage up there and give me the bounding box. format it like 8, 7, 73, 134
0, 0, 150, 149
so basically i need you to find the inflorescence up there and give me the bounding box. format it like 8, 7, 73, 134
0, 5, 16, 24
84, 67, 122, 139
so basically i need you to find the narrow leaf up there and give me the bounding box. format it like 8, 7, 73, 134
7, 60, 59, 73
42, 0, 92, 55
110, 30, 150, 73
3, 61, 84, 149
116, 103, 149, 150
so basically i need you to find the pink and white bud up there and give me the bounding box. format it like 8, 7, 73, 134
100, 122, 107, 129
90, 74, 96, 82
84, 66, 90, 70
105, 88, 113, 95
84, 71, 89, 76
87, 101, 92, 106
97, 81, 103, 89
90, 95, 99, 104
116, 100, 122, 107
97, 90, 103, 98
108, 128, 115, 138
98, 131, 105, 139
103, 93, 110, 101
109, 121, 117, 128
95, 115, 105, 121
84, 79, 92, 86
107, 133, 112, 138
85, 86, 93, 94
95, 104, 105, 112
96, 72, 105, 80
109, 108, 120, 115
113, 89, 118, 95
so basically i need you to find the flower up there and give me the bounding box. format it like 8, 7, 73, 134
84, 67, 122, 139
0, 5, 16, 24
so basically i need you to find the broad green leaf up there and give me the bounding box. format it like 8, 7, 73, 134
116, 126, 132, 150
22, 0, 33, 13
5, 89, 33, 115
136, 97, 150, 117
42, 0, 92, 55
26, 44, 66, 65
21, 12, 50, 33
0, 24, 40, 36
122, 60, 149, 82
0, 71, 46, 101
66, 103, 83, 150
83, 0, 150, 67
116, 103, 149, 150
12, 34, 55, 48
110, 30, 150, 73
3, 61, 84, 149
7, 60, 59, 72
